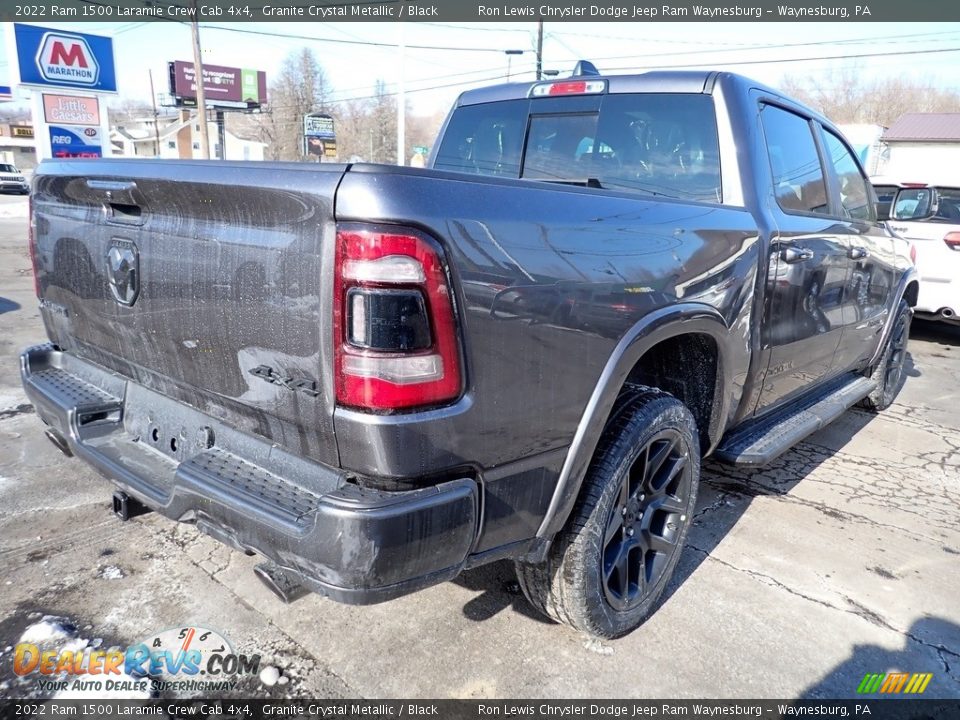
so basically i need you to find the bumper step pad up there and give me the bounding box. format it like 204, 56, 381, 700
177, 448, 322, 528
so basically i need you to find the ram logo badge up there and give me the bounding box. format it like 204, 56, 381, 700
106, 239, 139, 306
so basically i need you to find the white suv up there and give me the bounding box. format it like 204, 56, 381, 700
0, 163, 30, 195
873, 179, 960, 324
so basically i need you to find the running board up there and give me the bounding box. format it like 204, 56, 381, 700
714, 376, 877, 466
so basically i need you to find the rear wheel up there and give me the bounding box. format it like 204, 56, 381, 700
515, 387, 700, 638
861, 299, 912, 411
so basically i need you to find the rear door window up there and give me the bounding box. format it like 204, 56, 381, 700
934, 187, 960, 221
872, 184, 898, 217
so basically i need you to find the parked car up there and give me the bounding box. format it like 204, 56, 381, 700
872, 177, 960, 324
0, 163, 30, 194
21, 68, 916, 638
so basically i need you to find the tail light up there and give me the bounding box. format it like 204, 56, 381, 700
27, 194, 40, 297
944, 232, 960, 251
334, 225, 462, 411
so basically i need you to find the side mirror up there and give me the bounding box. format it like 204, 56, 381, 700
875, 202, 890, 221
891, 187, 937, 221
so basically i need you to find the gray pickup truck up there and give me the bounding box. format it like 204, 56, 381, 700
21, 69, 916, 638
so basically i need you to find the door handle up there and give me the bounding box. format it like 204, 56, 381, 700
781, 247, 814, 264
848, 246, 870, 260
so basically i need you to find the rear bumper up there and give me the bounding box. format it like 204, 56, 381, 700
20, 344, 479, 604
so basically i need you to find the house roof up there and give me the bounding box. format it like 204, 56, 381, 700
111, 127, 138, 141
883, 113, 960, 142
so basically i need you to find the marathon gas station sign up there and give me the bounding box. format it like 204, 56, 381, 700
11, 24, 116, 160
13, 24, 117, 93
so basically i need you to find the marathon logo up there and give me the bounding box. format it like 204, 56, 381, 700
35, 33, 100, 86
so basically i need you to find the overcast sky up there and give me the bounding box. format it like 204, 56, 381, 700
2, 21, 959, 116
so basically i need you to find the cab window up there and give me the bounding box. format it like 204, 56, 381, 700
760, 105, 829, 216
821, 129, 874, 221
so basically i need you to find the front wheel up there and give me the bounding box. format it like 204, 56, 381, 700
861, 299, 912, 412
516, 387, 700, 638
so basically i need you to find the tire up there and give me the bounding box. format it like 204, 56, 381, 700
860, 299, 912, 412
516, 386, 700, 638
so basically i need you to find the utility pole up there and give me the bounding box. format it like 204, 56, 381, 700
148, 69, 161, 157
397, 24, 406, 166
536, 20, 544, 81
189, 0, 210, 160
505, 49, 523, 81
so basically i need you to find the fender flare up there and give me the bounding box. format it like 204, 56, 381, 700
868, 266, 919, 368
535, 303, 734, 540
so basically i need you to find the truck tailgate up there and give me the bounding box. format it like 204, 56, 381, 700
32, 159, 345, 466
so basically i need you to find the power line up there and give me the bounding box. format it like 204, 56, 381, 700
602, 45, 960, 72
549, 27, 960, 47
198, 22, 515, 53
326, 63, 537, 101
413, 22, 533, 33
571, 29, 960, 65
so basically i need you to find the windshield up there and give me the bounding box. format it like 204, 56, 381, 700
0, 164, 18, 174
434, 93, 722, 203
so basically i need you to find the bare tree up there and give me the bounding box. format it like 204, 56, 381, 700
781, 67, 960, 126
260, 47, 333, 161
325, 82, 446, 164
106, 98, 155, 123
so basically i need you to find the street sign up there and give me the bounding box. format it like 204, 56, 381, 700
304, 114, 337, 160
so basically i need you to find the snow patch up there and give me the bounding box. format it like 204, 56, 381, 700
99, 566, 125, 580
0, 202, 29, 219
583, 638, 614, 655
259, 666, 281, 686
20, 616, 77, 644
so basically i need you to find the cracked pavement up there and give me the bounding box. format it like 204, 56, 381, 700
0, 203, 958, 699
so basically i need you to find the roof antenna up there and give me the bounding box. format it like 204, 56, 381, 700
572, 60, 601, 77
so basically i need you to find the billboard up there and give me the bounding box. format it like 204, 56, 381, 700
169, 61, 267, 109
13, 24, 117, 93
43, 94, 100, 126
304, 114, 336, 160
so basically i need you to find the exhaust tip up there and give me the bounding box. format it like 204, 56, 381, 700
44, 428, 72, 457
940, 307, 956, 318
254, 562, 309, 604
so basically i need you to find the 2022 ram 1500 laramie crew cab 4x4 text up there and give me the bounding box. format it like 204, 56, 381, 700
21, 69, 916, 638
